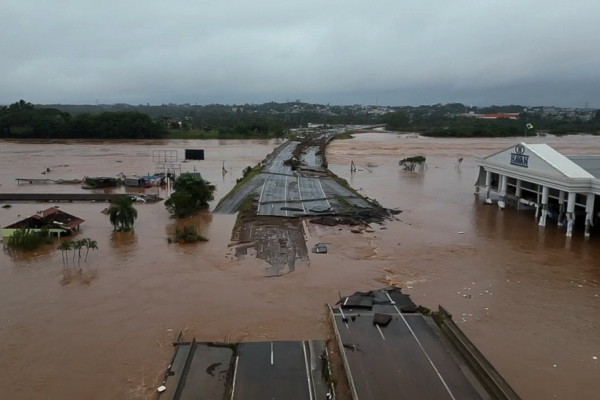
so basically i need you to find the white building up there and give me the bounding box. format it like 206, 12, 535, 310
475, 143, 600, 237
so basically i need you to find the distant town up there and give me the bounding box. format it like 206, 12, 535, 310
37, 100, 599, 121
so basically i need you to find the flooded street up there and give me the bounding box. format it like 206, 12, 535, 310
1, 134, 600, 399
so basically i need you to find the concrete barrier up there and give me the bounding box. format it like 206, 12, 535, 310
327, 304, 359, 400
433, 306, 521, 400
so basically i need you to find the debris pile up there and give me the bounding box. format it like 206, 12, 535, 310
309, 207, 402, 227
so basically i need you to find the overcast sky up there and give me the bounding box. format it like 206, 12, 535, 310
2, 0, 600, 107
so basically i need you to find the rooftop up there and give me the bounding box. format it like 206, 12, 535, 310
4, 207, 85, 230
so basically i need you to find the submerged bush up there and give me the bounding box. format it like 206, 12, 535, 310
167, 225, 208, 244
7, 228, 45, 251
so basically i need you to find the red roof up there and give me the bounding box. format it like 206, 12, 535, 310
31, 207, 85, 229
481, 113, 520, 118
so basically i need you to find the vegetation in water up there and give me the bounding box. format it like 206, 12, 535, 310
108, 196, 138, 231
165, 173, 216, 218
6, 228, 46, 251
57, 238, 98, 267
167, 225, 208, 244
399, 156, 427, 172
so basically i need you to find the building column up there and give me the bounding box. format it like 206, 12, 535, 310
515, 179, 522, 210
585, 193, 595, 238
485, 170, 492, 204
498, 175, 508, 209
474, 166, 481, 195
538, 186, 550, 226
557, 191, 565, 226
566, 192, 576, 237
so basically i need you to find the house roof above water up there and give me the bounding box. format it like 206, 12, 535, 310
4, 207, 85, 230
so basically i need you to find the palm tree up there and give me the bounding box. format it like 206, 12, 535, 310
85, 239, 98, 261
75, 239, 87, 263
108, 196, 138, 231
57, 241, 71, 265
71, 240, 80, 264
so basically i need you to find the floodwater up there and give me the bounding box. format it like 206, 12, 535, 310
0, 134, 599, 399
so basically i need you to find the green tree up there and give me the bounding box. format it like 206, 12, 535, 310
108, 196, 138, 231
71, 240, 81, 264
57, 240, 72, 265
165, 173, 216, 218
6, 228, 44, 251
165, 191, 197, 218
399, 156, 427, 172
384, 111, 410, 130
84, 239, 98, 261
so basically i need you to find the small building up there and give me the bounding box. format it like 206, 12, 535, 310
1, 207, 85, 239
475, 143, 600, 237
82, 177, 118, 189
459, 113, 520, 120
124, 177, 152, 188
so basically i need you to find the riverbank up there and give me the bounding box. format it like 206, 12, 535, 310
165, 129, 284, 140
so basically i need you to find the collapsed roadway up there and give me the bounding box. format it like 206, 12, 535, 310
215, 130, 398, 276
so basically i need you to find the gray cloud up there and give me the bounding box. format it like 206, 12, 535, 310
2, 0, 600, 107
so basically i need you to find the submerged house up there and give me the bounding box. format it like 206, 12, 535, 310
124, 176, 152, 188
1, 207, 84, 239
82, 177, 119, 189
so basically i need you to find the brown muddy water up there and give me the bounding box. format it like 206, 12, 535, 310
0, 135, 599, 399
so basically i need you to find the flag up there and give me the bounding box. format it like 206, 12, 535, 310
526, 123, 534, 130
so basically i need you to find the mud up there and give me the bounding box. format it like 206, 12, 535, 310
0, 134, 599, 399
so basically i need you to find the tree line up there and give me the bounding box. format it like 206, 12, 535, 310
383, 109, 600, 137
3, 99, 600, 139
0, 100, 166, 139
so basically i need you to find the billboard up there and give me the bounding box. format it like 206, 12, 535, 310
185, 149, 205, 160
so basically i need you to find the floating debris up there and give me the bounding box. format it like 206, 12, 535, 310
312, 243, 328, 254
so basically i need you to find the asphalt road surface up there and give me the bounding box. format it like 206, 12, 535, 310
334, 310, 485, 400
216, 132, 373, 216
233, 341, 324, 400
257, 139, 329, 216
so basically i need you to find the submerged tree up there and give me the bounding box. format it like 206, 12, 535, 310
108, 196, 138, 231
6, 228, 44, 251
57, 240, 72, 265
399, 156, 427, 172
165, 173, 216, 218
167, 225, 208, 244
84, 239, 98, 261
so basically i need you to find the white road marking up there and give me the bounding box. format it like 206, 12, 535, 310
337, 307, 350, 332
284, 175, 289, 217
317, 178, 331, 208
298, 176, 307, 214
257, 176, 269, 216
303, 342, 315, 400
393, 305, 456, 400
230, 355, 239, 400
376, 324, 386, 340
385, 292, 396, 305
271, 342, 274, 365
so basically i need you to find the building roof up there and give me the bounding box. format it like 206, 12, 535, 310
526, 144, 594, 179
566, 155, 600, 179
4, 207, 84, 230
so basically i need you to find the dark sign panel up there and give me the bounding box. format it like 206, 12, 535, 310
185, 149, 205, 160
510, 153, 529, 167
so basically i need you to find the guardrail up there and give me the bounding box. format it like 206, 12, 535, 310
327, 305, 359, 400
433, 306, 521, 400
